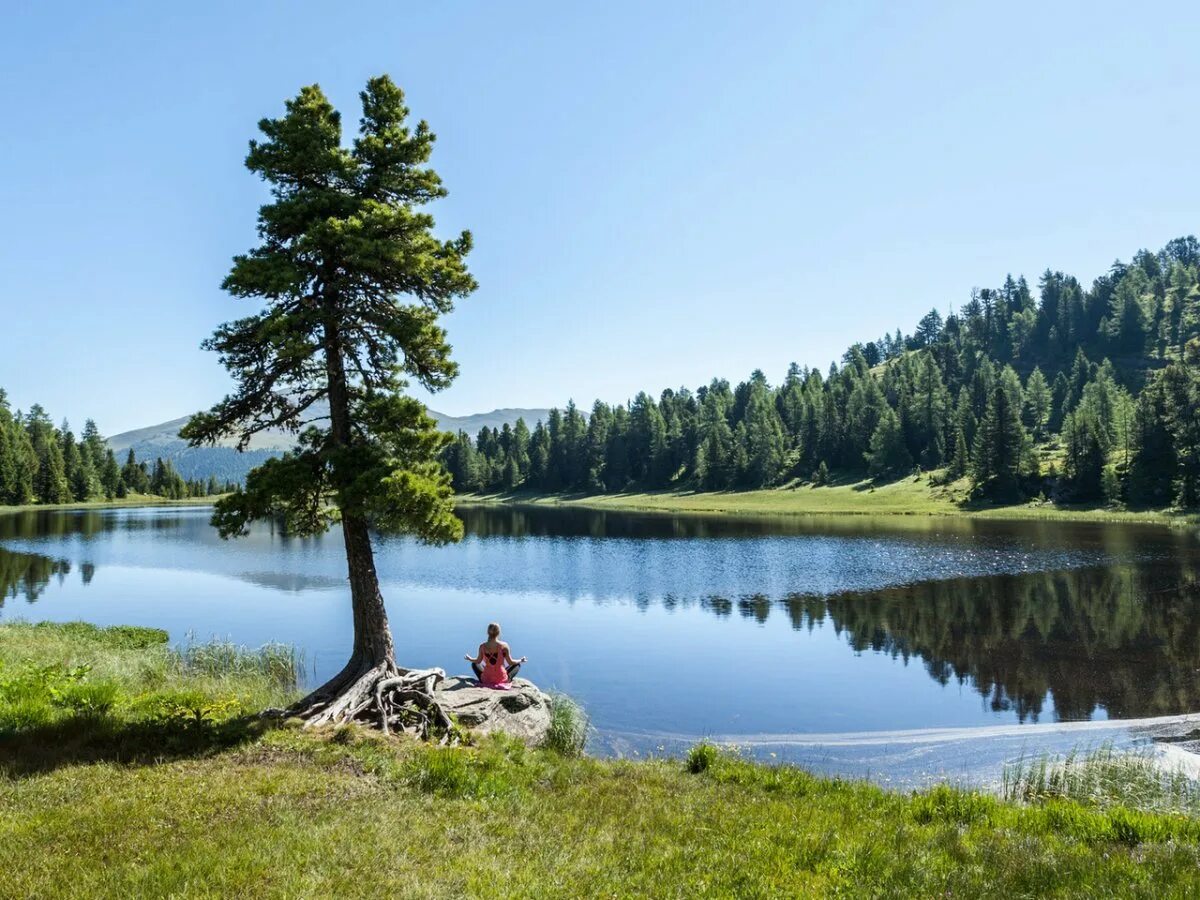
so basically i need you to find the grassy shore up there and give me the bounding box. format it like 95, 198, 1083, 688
459, 473, 1199, 526
0, 494, 219, 515
2, 622, 1200, 896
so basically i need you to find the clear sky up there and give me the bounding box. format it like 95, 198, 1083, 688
2, 2, 1199, 436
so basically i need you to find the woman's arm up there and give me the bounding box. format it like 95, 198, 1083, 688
502, 643, 528, 664
464, 643, 483, 664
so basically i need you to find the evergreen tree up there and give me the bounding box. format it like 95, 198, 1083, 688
845, 376, 886, 466
1023, 367, 1052, 440
603, 406, 631, 490
694, 386, 734, 489
0, 391, 17, 504
26, 406, 70, 504
970, 386, 1029, 500
529, 421, 552, 490
584, 402, 612, 491
560, 400, 587, 490
180, 76, 476, 719
741, 379, 786, 486
865, 408, 912, 478
1061, 410, 1107, 502
907, 352, 950, 466
628, 392, 668, 485
1128, 379, 1176, 508
1162, 364, 1200, 508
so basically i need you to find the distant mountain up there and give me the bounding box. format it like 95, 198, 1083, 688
432, 408, 553, 434
106, 406, 552, 483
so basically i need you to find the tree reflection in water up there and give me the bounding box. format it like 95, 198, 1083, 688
4, 503, 1200, 723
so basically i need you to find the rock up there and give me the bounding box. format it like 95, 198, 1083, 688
435, 676, 553, 746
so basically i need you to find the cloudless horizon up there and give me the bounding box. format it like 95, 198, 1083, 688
3, 2, 1199, 435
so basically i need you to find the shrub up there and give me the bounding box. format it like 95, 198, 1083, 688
1003, 745, 1200, 816
687, 741, 720, 774
177, 638, 299, 688
50, 680, 120, 717
143, 690, 242, 729
543, 693, 588, 756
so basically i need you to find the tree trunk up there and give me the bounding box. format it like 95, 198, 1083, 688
279, 309, 453, 737
321, 306, 394, 670
341, 511, 395, 669
282, 309, 417, 724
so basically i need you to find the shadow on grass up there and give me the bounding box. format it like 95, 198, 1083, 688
0, 713, 277, 777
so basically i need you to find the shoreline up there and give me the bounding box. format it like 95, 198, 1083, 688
3, 619, 1200, 895
455, 478, 1200, 527
0, 496, 219, 515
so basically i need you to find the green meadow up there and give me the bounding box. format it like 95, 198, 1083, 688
2, 621, 1198, 897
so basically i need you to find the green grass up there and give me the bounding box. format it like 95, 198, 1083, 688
3, 622, 1200, 896
1004, 745, 1200, 817
0, 494, 222, 515
543, 691, 589, 756
0, 620, 299, 773
460, 471, 1199, 525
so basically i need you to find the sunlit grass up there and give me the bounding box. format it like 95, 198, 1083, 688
4, 622, 1200, 896
0, 494, 220, 514
0, 620, 300, 772
461, 469, 1199, 525
1004, 744, 1200, 816
544, 691, 589, 756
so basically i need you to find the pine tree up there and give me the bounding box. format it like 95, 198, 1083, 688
742, 379, 786, 486
1062, 410, 1107, 502
628, 392, 668, 485
1128, 376, 1176, 508
1023, 367, 1052, 440
529, 421, 552, 489
908, 353, 950, 466
845, 376, 886, 465
560, 400, 587, 490
1162, 363, 1200, 508
694, 387, 734, 489
26, 406, 70, 504
865, 408, 912, 478
970, 386, 1029, 500
584, 402, 612, 492
180, 76, 476, 722
0, 391, 16, 504
99, 451, 119, 501
603, 406, 631, 491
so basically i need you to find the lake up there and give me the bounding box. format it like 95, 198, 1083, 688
4, 504, 1200, 785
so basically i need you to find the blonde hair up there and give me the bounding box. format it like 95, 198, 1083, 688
486, 622, 501, 639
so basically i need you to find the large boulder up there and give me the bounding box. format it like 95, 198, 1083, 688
435, 676, 553, 745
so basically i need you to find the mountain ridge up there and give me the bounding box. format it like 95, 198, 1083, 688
106, 406, 552, 482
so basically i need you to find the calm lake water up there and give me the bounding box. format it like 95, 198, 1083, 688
4, 504, 1200, 781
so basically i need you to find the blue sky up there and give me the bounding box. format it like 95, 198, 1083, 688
2, 2, 1198, 435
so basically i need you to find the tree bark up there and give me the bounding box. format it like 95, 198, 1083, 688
281, 304, 421, 727
341, 511, 396, 668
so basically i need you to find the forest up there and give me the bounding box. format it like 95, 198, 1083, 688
0, 390, 234, 505
444, 235, 1200, 508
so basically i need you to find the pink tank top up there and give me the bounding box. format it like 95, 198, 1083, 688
479, 644, 508, 687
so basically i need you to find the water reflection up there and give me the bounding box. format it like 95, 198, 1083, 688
0, 507, 193, 541
4, 504, 1200, 728
0, 548, 73, 603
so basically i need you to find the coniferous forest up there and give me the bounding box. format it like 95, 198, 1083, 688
0, 390, 234, 505
444, 235, 1200, 508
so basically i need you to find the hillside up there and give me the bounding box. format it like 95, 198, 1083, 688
446, 234, 1200, 512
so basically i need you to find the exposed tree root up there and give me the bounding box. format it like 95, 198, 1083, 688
282, 662, 457, 742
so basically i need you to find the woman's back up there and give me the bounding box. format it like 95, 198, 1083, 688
478, 640, 509, 685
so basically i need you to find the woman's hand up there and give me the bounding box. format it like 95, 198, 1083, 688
519, 656, 528, 663
463, 654, 473, 662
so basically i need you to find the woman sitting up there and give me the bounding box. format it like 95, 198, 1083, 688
464, 622, 527, 688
